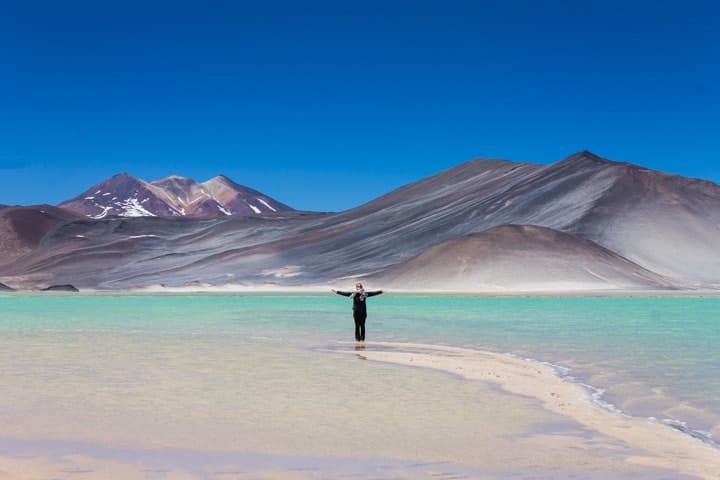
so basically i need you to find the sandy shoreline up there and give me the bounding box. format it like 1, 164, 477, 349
331, 341, 720, 480
3, 340, 716, 479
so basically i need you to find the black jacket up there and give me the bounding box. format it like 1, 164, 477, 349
334, 289, 383, 313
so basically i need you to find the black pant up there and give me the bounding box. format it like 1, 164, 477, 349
353, 310, 366, 341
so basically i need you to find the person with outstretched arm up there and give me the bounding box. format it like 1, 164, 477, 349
332, 282, 384, 342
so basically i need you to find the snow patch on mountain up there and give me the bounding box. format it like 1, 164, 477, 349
257, 198, 277, 212
120, 198, 156, 217
94, 205, 113, 219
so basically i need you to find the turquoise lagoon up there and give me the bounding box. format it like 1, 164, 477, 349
1, 292, 719, 478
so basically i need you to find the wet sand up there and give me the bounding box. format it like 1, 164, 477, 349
0, 436, 703, 480
1, 333, 717, 479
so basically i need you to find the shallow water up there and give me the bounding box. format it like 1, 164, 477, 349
0, 292, 718, 478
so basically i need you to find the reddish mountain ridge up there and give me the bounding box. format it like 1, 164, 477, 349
0, 205, 83, 263
59, 173, 293, 218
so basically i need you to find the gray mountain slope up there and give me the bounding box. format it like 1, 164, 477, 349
263, 150, 720, 287
268, 152, 621, 274
0, 212, 325, 288
568, 163, 720, 286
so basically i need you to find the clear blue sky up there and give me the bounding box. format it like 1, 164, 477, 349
1, 0, 718, 211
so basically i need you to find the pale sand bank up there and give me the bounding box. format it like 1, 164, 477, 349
331, 342, 720, 480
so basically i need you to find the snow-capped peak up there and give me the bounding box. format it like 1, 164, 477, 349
59, 173, 293, 218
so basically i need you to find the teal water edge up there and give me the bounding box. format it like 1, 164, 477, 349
0, 292, 718, 476
2, 293, 719, 433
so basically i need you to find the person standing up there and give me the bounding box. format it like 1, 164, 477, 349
332, 282, 383, 342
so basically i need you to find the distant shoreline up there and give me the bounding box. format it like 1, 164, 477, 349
3, 285, 720, 298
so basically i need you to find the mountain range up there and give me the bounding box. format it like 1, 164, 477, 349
1, 150, 719, 291
58, 173, 293, 218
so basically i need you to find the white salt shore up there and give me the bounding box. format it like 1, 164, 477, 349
332, 341, 720, 479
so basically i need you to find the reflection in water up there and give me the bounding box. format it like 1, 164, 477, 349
355, 343, 366, 360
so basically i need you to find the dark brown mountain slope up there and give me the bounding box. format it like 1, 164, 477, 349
0, 205, 82, 264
